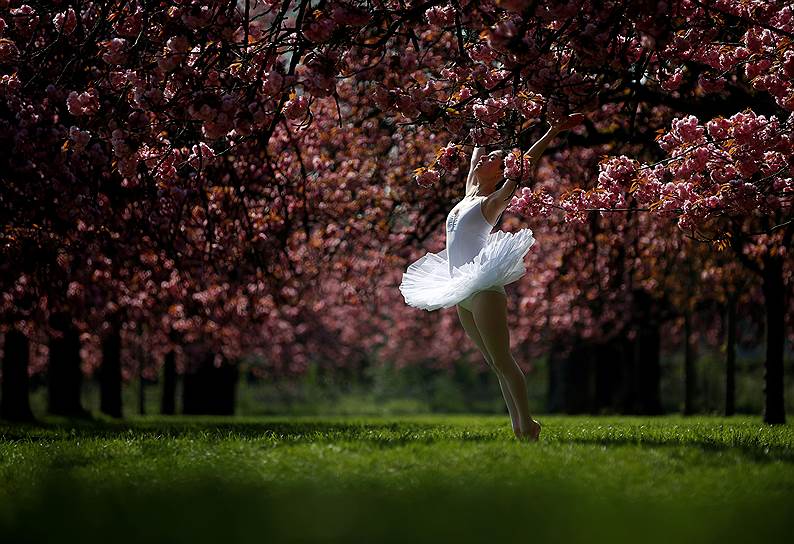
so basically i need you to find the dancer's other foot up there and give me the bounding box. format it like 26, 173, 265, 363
517, 418, 542, 442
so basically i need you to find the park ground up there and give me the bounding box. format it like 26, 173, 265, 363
1, 414, 793, 543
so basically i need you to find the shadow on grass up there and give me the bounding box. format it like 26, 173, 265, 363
1, 467, 792, 544
3, 417, 794, 543
563, 435, 794, 463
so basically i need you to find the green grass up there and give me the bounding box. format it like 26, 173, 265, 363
1, 414, 793, 543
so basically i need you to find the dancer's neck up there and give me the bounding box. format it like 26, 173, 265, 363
466, 186, 488, 199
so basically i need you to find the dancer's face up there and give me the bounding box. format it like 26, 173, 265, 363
473, 150, 505, 193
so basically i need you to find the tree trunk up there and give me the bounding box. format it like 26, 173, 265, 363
627, 290, 662, 415
546, 338, 564, 413
683, 308, 697, 415
99, 315, 123, 418
725, 293, 737, 416
546, 339, 592, 414
561, 343, 592, 414
161, 350, 177, 415
636, 320, 663, 415
1, 328, 35, 422
139, 367, 146, 416
593, 338, 622, 414
761, 255, 786, 424
47, 312, 89, 418
183, 352, 238, 415
616, 335, 635, 414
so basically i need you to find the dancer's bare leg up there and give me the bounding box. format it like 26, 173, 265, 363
470, 290, 541, 441
456, 304, 522, 437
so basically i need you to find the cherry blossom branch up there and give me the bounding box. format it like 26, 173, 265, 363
691, 0, 794, 40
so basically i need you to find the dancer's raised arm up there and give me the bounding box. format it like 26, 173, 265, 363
466, 145, 488, 190
489, 113, 584, 204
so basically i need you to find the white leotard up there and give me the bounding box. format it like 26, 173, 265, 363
445, 196, 495, 278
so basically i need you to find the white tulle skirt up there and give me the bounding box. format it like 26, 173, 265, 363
399, 229, 536, 311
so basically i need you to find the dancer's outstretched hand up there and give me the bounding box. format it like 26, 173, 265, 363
554, 112, 585, 132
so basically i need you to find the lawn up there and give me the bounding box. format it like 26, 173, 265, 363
1, 414, 792, 543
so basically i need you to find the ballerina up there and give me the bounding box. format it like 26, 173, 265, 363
399, 113, 584, 441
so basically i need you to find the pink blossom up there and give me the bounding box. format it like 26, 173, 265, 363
487, 18, 518, 53
508, 186, 554, 217
468, 43, 498, 63
514, 92, 543, 121
166, 35, 191, 54
706, 117, 730, 139
284, 94, 310, 121
52, 8, 77, 35
188, 142, 216, 170
9, 5, 38, 36
372, 85, 392, 110
710, 163, 739, 183
262, 70, 284, 96
0, 37, 19, 63
659, 115, 705, 152
698, 73, 726, 93
108, 70, 128, 90
101, 38, 128, 65
66, 89, 100, 116
782, 50, 794, 78
304, 15, 335, 43
202, 116, 233, 139
744, 58, 771, 80
470, 127, 499, 146
299, 52, 336, 98
68, 126, 91, 149
560, 190, 589, 224
394, 93, 419, 118
482, 68, 511, 90
425, 5, 455, 27
633, 176, 662, 206
415, 168, 440, 186
503, 150, 533, 182
437, 143, 462, 170
473, 97, 507, 126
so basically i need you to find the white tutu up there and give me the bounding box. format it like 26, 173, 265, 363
399, 228, 535, 311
